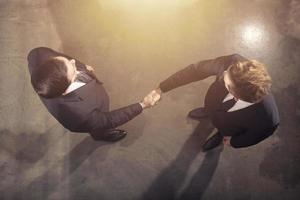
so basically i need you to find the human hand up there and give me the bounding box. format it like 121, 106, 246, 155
140, 88, 162, 109
223, 136, 231, 146
151, 88, 162, 103
140, 93, 155, 109
86, 65, 94, 72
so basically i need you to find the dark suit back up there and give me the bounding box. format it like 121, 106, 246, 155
40, 80, 109, 132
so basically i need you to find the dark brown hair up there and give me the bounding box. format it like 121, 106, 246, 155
31, 57, 71, 98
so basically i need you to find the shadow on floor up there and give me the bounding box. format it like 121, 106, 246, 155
120, 114, 146, 147
15, 136, 111, 199
259, 36, 300, 189
259, 85, 300, 189
177, 147, 223, 200
142, 118, 222, 200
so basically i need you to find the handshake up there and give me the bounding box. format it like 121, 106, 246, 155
140, 88, 162, 109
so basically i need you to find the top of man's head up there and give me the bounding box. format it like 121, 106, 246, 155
227, 60, 271, 103
31, 56, 72, 98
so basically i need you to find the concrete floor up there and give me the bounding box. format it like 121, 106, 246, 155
0, 0, 300, 199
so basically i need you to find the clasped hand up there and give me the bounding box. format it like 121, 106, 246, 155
140, 88, 162, 109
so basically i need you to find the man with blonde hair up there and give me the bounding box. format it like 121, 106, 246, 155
149, 54, 280, 151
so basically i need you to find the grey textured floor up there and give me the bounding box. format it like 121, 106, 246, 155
0, 0, 300, 199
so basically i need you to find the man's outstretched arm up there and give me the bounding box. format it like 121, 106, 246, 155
83, 103, 143, 131
159, 54, 245, 93
82, 92, 158, 131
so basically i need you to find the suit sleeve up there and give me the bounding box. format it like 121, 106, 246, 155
230, 125, 278, 148
83, 103, 143, 131
159, 54, 245, 93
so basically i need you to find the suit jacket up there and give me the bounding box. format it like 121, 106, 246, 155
27, 47, 142, 133
159, 54, 280, 148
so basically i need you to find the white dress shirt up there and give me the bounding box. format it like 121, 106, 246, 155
223, 93, 254, 112
64, 71, 86, 95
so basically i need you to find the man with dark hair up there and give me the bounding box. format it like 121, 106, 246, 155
28, 47, 156, 142
148, 54, 280, 151
31, 57, 73, 98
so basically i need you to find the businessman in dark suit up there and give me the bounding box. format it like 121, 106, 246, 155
28, 47, 156, 142
149, 54, 280, 151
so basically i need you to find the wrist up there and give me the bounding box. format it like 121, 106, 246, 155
139, 102, 146, 109
156, 87, 162, 94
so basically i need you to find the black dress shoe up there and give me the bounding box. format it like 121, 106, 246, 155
188, 107, 208, 120
202, 132, 223, 152
90, 129, 127, 142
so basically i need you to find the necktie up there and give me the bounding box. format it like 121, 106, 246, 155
219, 98, 236, 112
75, 71, 92, 83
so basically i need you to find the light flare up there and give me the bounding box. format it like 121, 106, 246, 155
241, 24, 265, 47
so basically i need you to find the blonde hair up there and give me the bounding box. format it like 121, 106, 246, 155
227, 60, 271, 103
